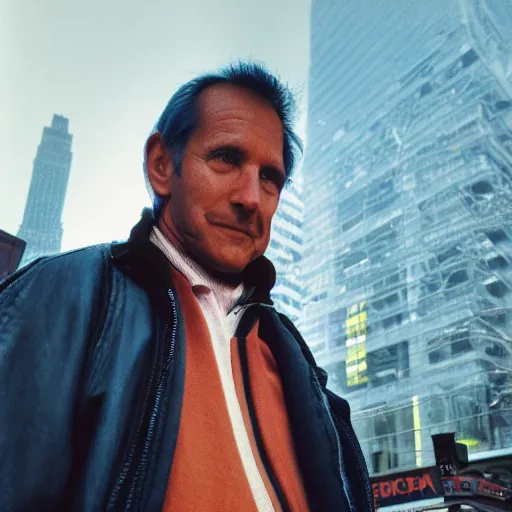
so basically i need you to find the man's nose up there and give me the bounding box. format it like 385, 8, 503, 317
230, 167, 261, 214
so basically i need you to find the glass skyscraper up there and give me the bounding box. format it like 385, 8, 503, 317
267, 181, 304, 323
18, 115, 73, 265
300, 0, 512, 474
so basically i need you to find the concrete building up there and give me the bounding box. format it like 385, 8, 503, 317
266, 180, 304, 323
18, 115, 73, 265
300, 0, 512, 475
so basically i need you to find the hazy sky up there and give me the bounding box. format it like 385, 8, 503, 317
2, 0, 311, 251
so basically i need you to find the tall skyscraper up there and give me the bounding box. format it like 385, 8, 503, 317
266, 181, 304, 322
301, 0, 512, 474
18, 115, 73, 265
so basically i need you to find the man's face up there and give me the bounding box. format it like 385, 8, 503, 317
153, 84, 286, 274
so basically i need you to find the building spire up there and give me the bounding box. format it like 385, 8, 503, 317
18, 114, 73, 265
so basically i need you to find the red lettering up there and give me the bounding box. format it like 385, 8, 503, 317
422, 473, 437, 494
372, 484, 380, 509
406, 476, 419, 493
394, 478, 408, 495
373, 471, 438, 504
380, 481, 392, 498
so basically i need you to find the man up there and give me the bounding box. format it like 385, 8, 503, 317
0, 62, 373, 511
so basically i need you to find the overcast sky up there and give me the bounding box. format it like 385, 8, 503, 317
2, 0, 311, 251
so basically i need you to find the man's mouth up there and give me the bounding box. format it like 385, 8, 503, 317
213, 222, 254, 238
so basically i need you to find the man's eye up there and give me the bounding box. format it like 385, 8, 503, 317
261, 169, 285, 191
260, 169, 272, 182
216, 152, 238, 166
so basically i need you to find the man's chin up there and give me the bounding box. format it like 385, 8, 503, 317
191, 248, 253, 280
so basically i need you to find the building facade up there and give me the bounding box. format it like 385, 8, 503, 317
18, 115, 73, 265
266, 180, 304, 323
0, 230, 26, 279
300, 0, 512, 474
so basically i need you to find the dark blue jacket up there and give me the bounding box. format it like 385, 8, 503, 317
0, 211, 373, 511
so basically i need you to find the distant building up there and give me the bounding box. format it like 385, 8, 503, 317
0, 230, 26, 279
266, 180, 304, 323
301, 0, 512, 475
18, 115, 73, 266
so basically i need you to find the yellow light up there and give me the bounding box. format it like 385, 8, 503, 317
412, 395, 422, 467
458, 438, 480, 448
345, 302, 368, 387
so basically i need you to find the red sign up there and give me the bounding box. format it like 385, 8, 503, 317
372, 468, 442, 508
443, 476, 507, 501
478, 480, 507, 500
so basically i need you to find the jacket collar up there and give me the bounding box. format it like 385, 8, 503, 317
111, 208, 276, 306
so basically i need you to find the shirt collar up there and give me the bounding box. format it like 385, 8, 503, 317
150, 226, 245, 314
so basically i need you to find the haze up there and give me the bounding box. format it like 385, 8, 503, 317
2, 0, 310, 250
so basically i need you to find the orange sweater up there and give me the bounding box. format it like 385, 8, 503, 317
162, 270, 309, 511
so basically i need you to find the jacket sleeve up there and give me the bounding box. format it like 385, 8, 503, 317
0, 248, 109, 510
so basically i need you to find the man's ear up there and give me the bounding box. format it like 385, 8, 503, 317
145, 132, 174, 197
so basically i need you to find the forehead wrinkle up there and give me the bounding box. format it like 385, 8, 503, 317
202, 106, 253, 121
202, 115, 284, 142
203, 122, 282, 142
199, 109, 280, 137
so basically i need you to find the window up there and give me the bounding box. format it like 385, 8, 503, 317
485, 229, 508, 244
419, 82, 433, 97
451, 337, 472, 355
368, 341, 409, 387
445, 269, 469, 288
487, 255, 508, 270
461, 48, 479, 68
485, 278, 510, 298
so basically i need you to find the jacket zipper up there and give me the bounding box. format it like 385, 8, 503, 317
335, 413, 374, 510
108, 288, 178, 510
312, 374, 356, 510
314, 374, 374, 511
126, 289, 179, 506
